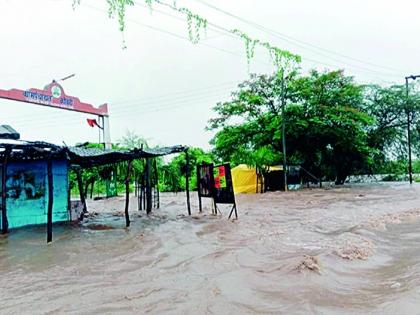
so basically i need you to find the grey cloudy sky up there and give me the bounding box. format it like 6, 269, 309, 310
0, 0, 418, 149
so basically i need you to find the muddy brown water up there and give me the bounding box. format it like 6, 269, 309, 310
1, 183, 420, 314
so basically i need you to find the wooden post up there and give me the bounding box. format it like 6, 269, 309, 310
89, 180, 94, 199
125, 161, 132, 227
153, 159, 160, 209
256, 168, 259, 194
136, 179, 143, 211
185, 150, 191, 216
145, 158, 152, 214
1, 153, 9, 234
138, 177, 143, 211
76, 168, 88, 214
196, 164, 202, 213
142, 175, 146, 210
47, 159, 54, 243
134, 172, 138, 197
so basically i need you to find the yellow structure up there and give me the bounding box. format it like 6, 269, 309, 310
232, 164, 263, 194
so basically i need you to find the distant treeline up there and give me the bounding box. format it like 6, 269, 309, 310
71, 69, 420, 195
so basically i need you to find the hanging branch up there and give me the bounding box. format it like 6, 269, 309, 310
154, 0, 208, 44
73, 0, 301, 71
232, 29, 301, 73
232, 30, 259, 71
73, 0, 135, 48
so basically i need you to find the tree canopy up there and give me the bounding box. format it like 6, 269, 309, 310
209, 70, 420, 184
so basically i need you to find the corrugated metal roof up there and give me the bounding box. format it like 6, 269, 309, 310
0, 125, 20, 140
0, 140, 187, 167
67, 145, 187, 167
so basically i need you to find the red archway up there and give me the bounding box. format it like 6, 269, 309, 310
0, 81, 111, 148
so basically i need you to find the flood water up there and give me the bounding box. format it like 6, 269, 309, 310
1, 182, 420, 314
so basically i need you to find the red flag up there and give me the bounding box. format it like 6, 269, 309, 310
87, 118, 98, 128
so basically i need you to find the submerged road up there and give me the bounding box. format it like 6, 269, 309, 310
1, 183, 420, 314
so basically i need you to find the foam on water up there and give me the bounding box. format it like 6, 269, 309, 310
1, 185, 420, 314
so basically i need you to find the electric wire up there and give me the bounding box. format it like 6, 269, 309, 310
192, 0, 408, 75
133, 0, 403, 79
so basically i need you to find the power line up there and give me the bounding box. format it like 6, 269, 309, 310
85, 1, 401, 82
192, 0, 408, 75
83, 3, 272, 67
1, 85, 234, 126
134, 0, 402, 79
111, 80, 236, 105
111, 87, 233, 111
111, 89, 232, 116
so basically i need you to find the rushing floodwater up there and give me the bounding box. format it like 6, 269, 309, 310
1, 183, 420, 314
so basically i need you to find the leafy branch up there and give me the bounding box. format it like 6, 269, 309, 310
73, 0, 301, 71
232, 29, 301, 72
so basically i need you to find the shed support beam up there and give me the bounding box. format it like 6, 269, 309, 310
185, 150, 191, 216
146, 158, 152, 214
153, 159, 160, 209
47, 159, 54, 243
196, 165, 202, 213
1, 153, 9, 234
125, 161, 132, 227
76, 168, 88, 215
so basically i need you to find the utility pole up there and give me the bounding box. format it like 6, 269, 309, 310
405, 75, 420, 184
280, 70, 288, 191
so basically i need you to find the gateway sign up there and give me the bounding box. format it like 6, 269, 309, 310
0, 82, 108, 116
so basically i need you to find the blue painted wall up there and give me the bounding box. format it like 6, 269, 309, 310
5, 160, 69, 229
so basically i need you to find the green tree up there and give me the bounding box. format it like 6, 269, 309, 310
208, 73, 293, 167
361, 83, 420, 175
209, 70, 374, 184
161, 147, 213, 192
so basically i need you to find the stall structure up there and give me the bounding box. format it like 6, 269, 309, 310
0, 136, 68, 242
0, 130, 189, 243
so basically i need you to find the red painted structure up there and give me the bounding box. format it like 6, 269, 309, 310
0, 81, 108, 116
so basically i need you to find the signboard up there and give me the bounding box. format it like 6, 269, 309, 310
0, 82, 108, 116
197, 163, 214, 198
196, 162, 237, 219
213, 164, 235, 204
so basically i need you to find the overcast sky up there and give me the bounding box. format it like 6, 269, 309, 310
0, 0, 418, 149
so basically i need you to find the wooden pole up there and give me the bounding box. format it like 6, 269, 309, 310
185, 150, 191, 216
280, 70, 288, 192
145, 158, 152, 214
47, 159, 54, 243
136, 178, 142, 211
256, 168, 259, 193
153, 159, 160, 209
125, 161, 132, 227
197, 165, 202, 213
76, 168, 88, 215
1, 152, 9, 234
139, 178, 143, 211
142, 175, 146, 210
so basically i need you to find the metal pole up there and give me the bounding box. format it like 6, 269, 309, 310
102, 115, 112, 150
406, 77, 413, 184
280, 70, 288, 191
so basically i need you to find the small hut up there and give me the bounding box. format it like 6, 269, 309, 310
0, 126, 189, 242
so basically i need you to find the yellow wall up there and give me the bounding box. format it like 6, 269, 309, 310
232, 164, 261, 194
